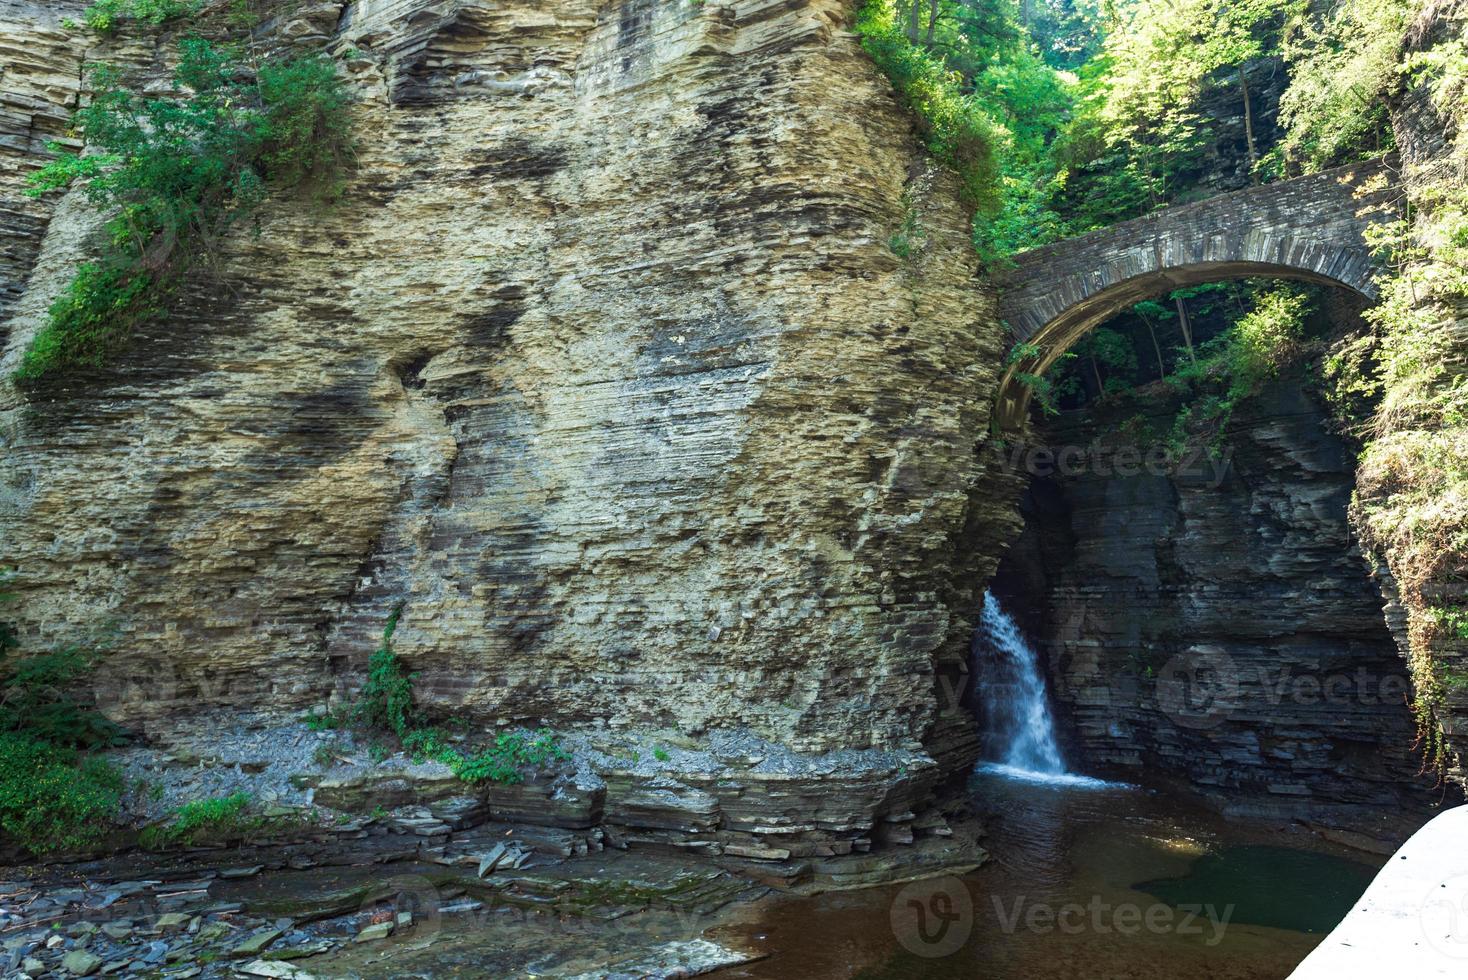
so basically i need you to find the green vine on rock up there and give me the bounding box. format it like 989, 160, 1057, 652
18, 36, 352, 385
325, 604, 572, 786
352, 602, 417, 738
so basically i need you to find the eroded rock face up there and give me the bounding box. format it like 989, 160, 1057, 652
0, 0, 1018, 854
999, 381, 1451, 834
1364, 5, 1468, 787
0, 0, 86, 328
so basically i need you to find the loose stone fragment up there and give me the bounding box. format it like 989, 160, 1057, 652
231, 928, 284, 957
352, 921, 393, 943
60, 950, 102, 976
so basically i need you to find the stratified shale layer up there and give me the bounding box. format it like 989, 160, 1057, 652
0, 0, 1018, 861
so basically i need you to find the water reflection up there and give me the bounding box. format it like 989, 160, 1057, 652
714, 771, 1385, 979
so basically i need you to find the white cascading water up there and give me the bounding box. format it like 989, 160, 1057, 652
974, 590, 1113, 788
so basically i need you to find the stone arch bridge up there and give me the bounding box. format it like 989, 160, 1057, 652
992, 158, 1400, 429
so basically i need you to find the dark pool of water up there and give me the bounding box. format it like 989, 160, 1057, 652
1135, 844, 1379, 935
712, 772, 1390, 980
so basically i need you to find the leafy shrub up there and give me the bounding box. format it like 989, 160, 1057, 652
256, 56, 355, 198
19, 263, 163, 379
458, 729, 570, 784
407, 727, 570, 785
20, 39, 352, 383
0, 734, 123, 855
0, 576, 129, 855
338, 604, 572, 785
140, 792, 255, 849
351, 604, 418, 738
79, 0, 200, 33
1157, 287, 1312, 451
303, 709, 339, 731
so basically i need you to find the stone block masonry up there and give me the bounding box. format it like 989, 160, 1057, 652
991, 158, 1398, 428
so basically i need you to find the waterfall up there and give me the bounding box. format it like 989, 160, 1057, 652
975, 590, 1067, 774
974, 590, 1113, 788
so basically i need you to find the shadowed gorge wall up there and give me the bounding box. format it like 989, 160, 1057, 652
0, 0, 1022, 851
998, 380, 1452, 838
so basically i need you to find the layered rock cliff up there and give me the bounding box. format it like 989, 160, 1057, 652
1355, 1, 1468, 786
0, 0, 1020, 859
0, 0, 84, 328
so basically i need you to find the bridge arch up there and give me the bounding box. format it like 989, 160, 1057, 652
991, 159, 1399, 430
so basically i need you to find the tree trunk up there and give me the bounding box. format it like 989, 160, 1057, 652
1141, 316, 1167, 379
925, 0, 940, 44
1239, 66, 1259, 183
1090, 355, 1104, 395
1175, 297, 1198, 365
908, 0, 920, 40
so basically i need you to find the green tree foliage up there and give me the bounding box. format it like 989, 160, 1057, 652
1056, 0, 1298, 228
855, 1, 1004, 212
1047, 282, 1318, 451
1162, 286, 1312, 447
856, 0, 1093, 258
76, 0, 200, 34
19, 38, 352, 383
1006, 340, 1075, 414
1070, 325, 1139, 397
856, 0, 1320, 257
1023, 0, 1106, 70
1278, 0, 1414, 172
